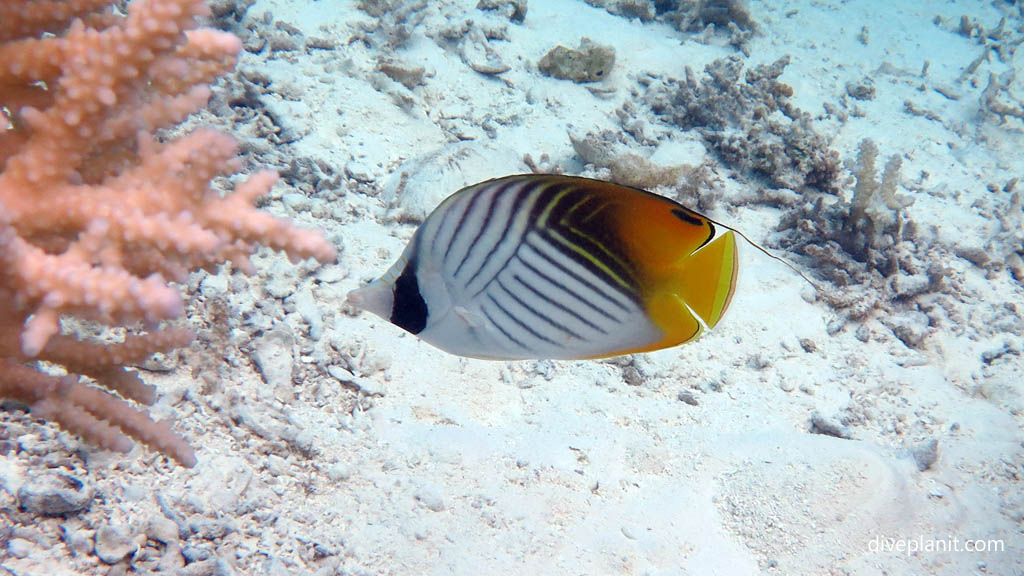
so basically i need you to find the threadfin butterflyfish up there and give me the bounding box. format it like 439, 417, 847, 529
347, 174, 739, 360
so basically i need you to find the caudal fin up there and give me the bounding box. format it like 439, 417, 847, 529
347, 281, 394, 320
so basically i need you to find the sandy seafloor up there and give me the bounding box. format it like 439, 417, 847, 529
2, 0, 1024, 574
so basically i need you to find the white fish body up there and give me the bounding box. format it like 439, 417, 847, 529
348, 174, 737, 360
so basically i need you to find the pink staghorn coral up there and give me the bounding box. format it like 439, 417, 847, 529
0, 0, 337, 466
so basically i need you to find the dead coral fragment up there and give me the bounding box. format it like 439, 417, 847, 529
568, 129, 691, 190
377, 58, 427, 89
679, 0, 755, 32
476, 0, 527, 24
356, 0, 428, 50
845, 139, 910, 261
644, 56, 840, 192
772, 140, 944, 350
584, 0, 652, 21
846, 78, 876, 101
539, 38, 616, 83
777, 139, 918, 295
586, 0, 756, 32
981, 72, 1024, 123
461, 27, 511, 75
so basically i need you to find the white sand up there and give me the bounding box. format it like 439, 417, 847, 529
2, 0, 1021, 574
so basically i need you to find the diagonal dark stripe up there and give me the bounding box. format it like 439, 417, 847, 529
517, 244, 624, 323
525, 180, 639, 300
545, 225, 638, 297
487, 293, 559, 346
464, 181, 531, 288
524, 236, 632, 315
453, 180, 515, 277
510, 272, 608, 335
481, 304, 530, 351
495, 277, 584, 340
444, 182, 487, 264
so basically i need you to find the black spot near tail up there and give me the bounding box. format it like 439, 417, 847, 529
391, 261, 428, 334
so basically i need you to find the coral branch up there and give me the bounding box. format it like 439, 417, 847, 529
0, 0, 337, 466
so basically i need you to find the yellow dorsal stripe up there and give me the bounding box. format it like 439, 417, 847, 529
536, 186, 571, 228
563, 195, 593, 219
564, 222, 636, 282
546, 228, 634, 292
